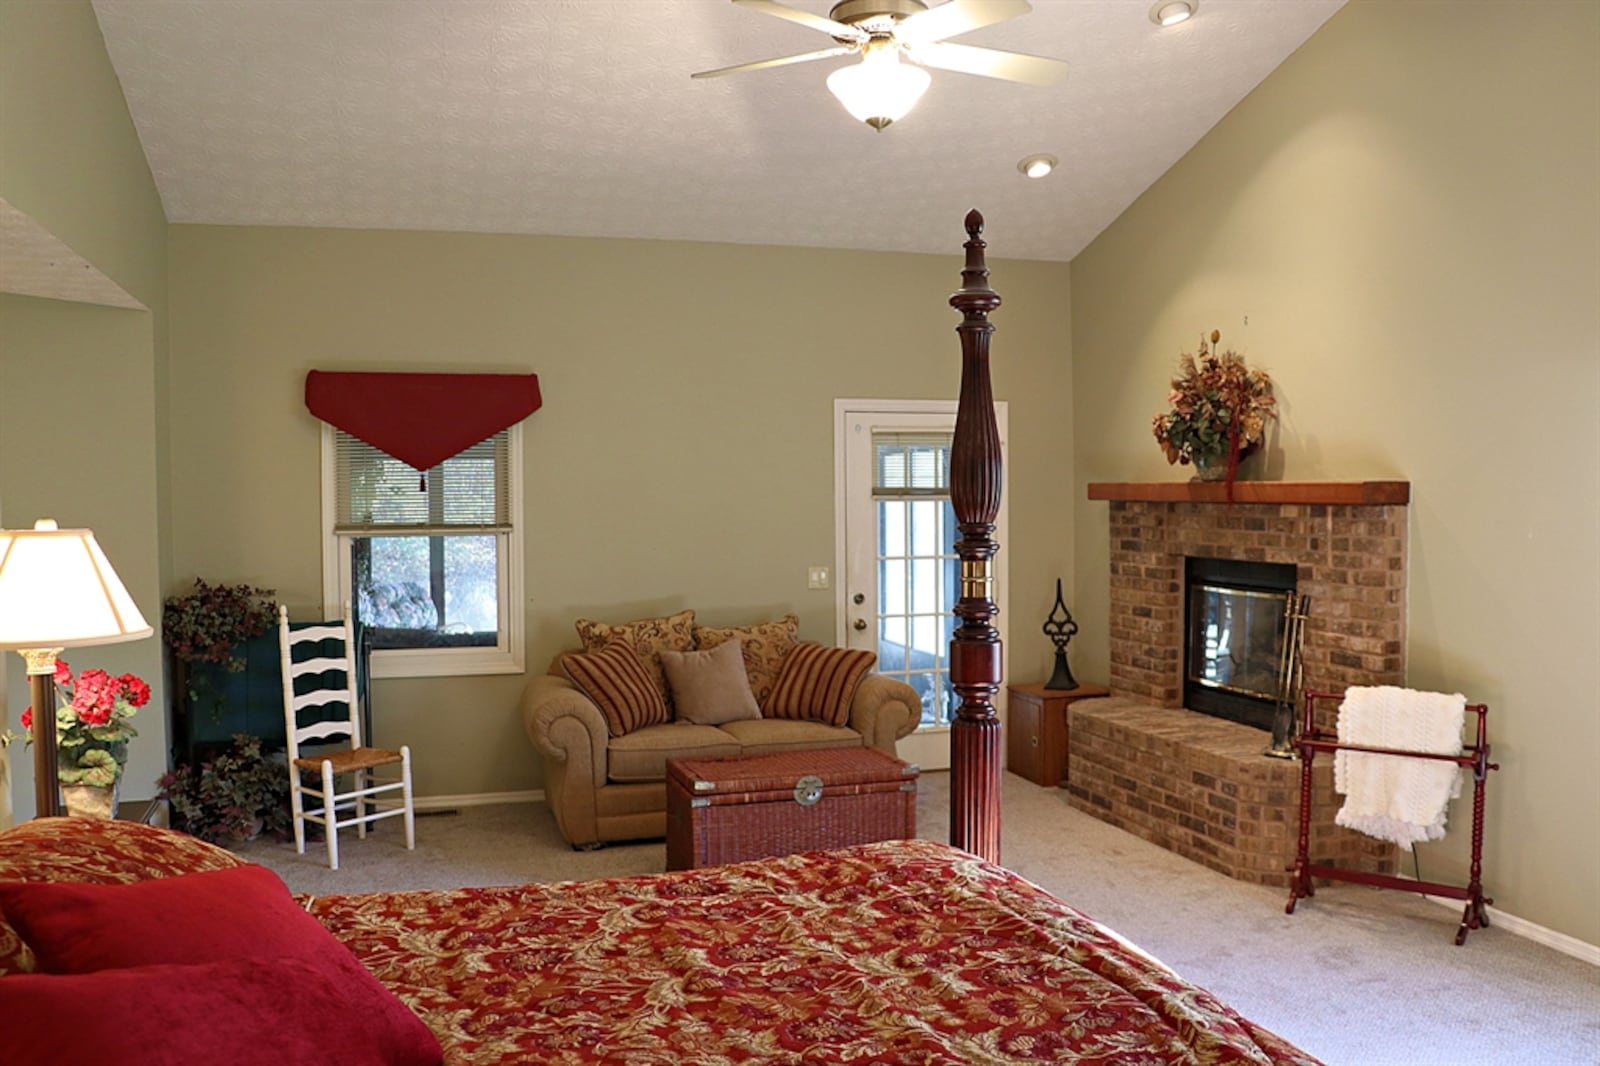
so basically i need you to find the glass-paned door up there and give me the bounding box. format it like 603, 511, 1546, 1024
838, 402, 1007, 773
874, 435, 959, 731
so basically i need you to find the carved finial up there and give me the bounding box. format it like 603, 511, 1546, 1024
953, 209, 1000, 318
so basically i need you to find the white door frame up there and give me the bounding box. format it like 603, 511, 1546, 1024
833, 399, 1010, 771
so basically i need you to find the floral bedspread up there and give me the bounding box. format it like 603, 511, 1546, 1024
309, 839, 1320, 1065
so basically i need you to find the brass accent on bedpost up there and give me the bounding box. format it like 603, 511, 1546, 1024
960, 560, 994, 601
947, 209, 1004, 864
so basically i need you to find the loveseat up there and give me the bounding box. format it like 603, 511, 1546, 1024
521, 610, 920, 848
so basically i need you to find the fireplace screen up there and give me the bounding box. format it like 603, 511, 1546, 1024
1188, 585, 1287, 702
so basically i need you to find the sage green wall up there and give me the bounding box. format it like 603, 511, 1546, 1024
166, 225, 1073, 800
1070, 1, 1599, 945
0, 0, 169, 817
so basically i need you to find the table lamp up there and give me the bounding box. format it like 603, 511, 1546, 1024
0, 520, 152, 817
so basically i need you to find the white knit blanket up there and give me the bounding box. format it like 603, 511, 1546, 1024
1333, 685, 1466, 847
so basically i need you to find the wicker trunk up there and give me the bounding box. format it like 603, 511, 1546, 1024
666, 748, 918, 871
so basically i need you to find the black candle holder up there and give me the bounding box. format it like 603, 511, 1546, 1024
1042, 578, 1079, 691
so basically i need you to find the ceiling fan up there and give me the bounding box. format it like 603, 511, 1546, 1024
692, 0, 1069, 131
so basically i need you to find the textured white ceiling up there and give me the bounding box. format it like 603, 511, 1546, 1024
91, 0, 1343, 262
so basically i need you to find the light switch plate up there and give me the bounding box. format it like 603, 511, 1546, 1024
807, 566, 830, 590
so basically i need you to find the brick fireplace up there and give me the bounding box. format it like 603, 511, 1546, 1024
1069, 481, 1410, 886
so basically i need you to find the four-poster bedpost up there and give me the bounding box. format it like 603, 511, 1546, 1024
947, 209, 1004, 862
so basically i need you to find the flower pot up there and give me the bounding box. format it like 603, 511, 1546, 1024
62, 779, 120, 819
1191, 454, 1229, 482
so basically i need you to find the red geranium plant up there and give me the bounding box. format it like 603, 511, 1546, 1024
16, 660, 149, 788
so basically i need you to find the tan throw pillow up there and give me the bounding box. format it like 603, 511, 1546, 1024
559, 641, 669, 737
761, 642, 877, 728
574, 609, 695, 711
659, 640, 762, 727
692, 613, 799, 707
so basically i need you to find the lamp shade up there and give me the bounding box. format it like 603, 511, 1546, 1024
827, 42, 931, 130
0, 520, 152, 650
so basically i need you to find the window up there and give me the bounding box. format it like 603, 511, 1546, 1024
872, 432, 959, 729
321, 425, 523, 678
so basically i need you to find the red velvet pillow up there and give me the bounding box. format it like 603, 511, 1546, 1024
0, 863, 342, 973
0, 864, 442, 1065
0, 955, 442, 1066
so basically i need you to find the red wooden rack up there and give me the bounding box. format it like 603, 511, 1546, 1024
1285, 690, 1499, 945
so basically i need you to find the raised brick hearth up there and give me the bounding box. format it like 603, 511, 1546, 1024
1068, 698, 1395, 884
1070, 482, 1410, 886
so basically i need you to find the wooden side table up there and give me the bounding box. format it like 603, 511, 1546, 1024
1006, 682, 1110, 788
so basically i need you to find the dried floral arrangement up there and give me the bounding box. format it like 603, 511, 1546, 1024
162, 579, 278, 671
1151, 329, 1277, 475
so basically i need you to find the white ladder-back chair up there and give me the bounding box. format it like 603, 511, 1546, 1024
277, 605, 415, 869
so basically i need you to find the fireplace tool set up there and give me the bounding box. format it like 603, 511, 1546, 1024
1264, 591, 1309, 759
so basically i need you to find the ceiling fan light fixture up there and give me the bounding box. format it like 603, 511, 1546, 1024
827, 41, 931, 131
1149, 0, 1197, 27
1018, 153, 1058, 179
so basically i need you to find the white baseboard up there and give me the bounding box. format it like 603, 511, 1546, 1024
1391, 867, 1598, 965
411, 790, 543, 811
1406, 887, 1600, 966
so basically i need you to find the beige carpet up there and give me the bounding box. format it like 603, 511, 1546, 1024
236, 772, 1599, 1066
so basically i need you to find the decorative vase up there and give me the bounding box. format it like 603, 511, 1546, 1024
61, 778, 120, 819
1191, 453, 1229, 482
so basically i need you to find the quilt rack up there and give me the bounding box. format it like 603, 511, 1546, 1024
1285, 689, 1499, 945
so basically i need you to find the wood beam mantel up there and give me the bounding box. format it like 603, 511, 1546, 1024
1087, 481, 1410, 506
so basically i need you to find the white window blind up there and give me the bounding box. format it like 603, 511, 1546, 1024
333, 430, 511, 534
873, 432, 952, 498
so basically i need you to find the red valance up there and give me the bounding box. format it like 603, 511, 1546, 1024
305, 371, 542, 471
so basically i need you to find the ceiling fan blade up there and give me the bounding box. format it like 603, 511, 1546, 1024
692, 46, 855, 79
732, 0, 866, 41
896, 0, 1033, 46
910, 41, 1068, 87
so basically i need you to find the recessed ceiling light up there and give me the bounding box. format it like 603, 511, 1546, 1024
1150, 0, 1197, 27
1017, 154, 1058, 179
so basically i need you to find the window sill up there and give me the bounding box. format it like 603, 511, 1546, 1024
369, 647, 524, 679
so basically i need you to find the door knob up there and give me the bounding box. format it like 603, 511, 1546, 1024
853, 593, 865, 605
853, 619, 867, 631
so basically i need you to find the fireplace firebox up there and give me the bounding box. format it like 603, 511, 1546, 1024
1184, 558, 1297, 731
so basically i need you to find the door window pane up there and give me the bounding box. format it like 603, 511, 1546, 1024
911, 559, 938, 615
879, 500, 907, 559
881, 557, 908, 616
910, 499, 941, 556
872, 432, 958, 729
878, 616, 908, 672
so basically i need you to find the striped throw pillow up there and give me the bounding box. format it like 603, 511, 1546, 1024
560, 641, 669, 737
574, 610, 696, 713
761, 643, 877, 728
